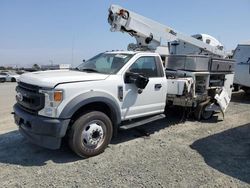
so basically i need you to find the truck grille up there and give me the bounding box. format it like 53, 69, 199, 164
16, 82, 45, 114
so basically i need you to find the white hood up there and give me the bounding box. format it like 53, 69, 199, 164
19, 70, 110, 88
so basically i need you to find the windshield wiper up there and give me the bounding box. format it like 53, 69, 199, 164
81, 68, 100, 73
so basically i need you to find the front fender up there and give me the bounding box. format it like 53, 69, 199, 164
59, 91, 121, 125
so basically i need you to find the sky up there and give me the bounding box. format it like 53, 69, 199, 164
0, 0, 249, 67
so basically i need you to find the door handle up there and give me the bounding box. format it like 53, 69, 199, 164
155, 84, 162, 89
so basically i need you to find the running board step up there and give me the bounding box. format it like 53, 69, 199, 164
119, 114, 165, 130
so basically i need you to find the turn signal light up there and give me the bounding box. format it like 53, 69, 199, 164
54, 91, 63, 102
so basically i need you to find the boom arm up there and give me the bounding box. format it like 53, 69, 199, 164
108, 4, 226, 58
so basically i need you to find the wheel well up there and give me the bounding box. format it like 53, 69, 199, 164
70, 102, 115, 126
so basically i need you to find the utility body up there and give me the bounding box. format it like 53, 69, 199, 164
13, 5, 234, 157
233, 42, 250, 94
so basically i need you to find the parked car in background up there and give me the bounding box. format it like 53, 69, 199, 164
0, 72, 20, 82
16, 70, 28, 75
0, 75, 6, 82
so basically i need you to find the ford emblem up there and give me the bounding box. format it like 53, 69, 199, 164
17, 92, 23, 102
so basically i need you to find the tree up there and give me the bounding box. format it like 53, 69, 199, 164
6, 66, 13, 70
32, 64, 40, 70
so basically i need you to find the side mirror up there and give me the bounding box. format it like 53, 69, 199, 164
82, 59, 85, 63
125, 72, 149, 89
135, 74, 149, 89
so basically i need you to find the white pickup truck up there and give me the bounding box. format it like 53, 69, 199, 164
13, 50, 234, 157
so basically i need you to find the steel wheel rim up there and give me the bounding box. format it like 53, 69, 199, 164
81, 120, 106, 150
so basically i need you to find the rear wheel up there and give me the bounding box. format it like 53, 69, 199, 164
68, 111, 113, 158
201, 108, 214, 120
194, 101, 214, 120
11, 78, 16, 82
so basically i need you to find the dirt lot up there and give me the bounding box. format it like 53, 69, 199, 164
0, 82, 249, 187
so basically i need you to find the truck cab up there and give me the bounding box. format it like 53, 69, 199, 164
14, 51, 168, 157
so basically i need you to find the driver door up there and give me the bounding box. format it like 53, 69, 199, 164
121, 56, 167, 120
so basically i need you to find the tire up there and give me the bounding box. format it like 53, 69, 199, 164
201, 108, 214, 120
11, 78, 16, 82
194, 101, 213, 120
68, 111, 113, 158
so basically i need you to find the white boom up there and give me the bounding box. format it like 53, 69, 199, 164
108, 4, 226, 58
108, 4, 235, 119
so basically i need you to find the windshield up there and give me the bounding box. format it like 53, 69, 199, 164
77, 53, 133, 74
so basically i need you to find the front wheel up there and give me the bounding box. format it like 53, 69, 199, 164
68, 111, 113, 158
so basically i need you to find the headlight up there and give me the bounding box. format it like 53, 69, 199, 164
38, 89, 63, 117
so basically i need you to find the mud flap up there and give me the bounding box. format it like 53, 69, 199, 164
194, 99, 210, 120
214, 88, 231, 118
197, 88, 231, 120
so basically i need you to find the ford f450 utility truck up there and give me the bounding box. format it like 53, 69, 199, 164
13, 5, 234, 157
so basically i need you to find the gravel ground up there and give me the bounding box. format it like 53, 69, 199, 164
0, 82, 249, 187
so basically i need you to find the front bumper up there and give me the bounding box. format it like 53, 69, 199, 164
13, 104, 70, 149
